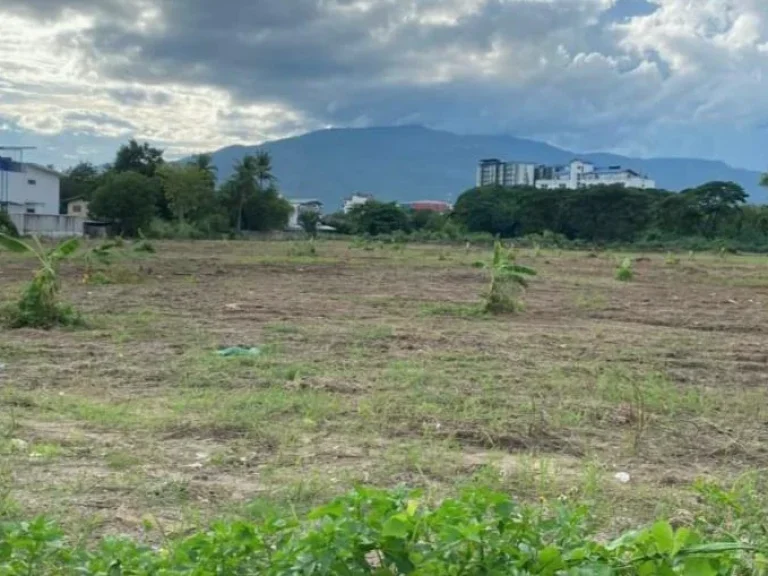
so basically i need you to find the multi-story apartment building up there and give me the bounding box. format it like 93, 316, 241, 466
476, 159, 537, 187
534, 160, 655, 190
477, 158, 655, 190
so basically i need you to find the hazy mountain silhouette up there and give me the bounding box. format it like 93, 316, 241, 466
205, 125, 765, 210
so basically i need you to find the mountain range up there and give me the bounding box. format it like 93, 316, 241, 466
205, 126, 766, 211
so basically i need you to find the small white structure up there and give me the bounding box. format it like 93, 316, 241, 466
534, 160, 655, 190
477, 159, 536, 187
343, 193, 374, 214
67, 198, 89, 217
287, 198, 323, 230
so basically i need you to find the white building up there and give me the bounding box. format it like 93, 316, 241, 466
287, 198, 323, 230
534, 160, 655, 190
343, 193, 374, 214
0, 161, 61, 215
1, 158, 87, 237
477, 159, 536, 187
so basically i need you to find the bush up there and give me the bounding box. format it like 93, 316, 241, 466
0, 486, 763, 574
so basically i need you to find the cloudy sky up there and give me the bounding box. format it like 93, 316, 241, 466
1, 0, 767, 170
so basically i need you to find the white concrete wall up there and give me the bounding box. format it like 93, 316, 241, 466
6, 165, 60, 215
9, 214, 84, 237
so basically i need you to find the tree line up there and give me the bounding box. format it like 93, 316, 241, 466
62, 142, 768, 248
324, 180, 768, 249
61, 140, 293, 237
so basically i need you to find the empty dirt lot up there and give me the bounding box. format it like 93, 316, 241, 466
1, 240, 767, 537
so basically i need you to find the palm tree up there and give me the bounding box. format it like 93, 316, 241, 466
254, 150, 276, 191
230, 155, 259, 233
190, 154, 218, 188
761, 173, 768, 188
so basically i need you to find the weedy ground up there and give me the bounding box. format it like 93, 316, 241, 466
1, 240, 767, 540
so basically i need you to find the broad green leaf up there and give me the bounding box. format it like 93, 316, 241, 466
51, 237, 80, 259
0, 233, 31, 253
381, 516, 409, 539
606, 529, 641, 551
681, 557, 717, 576
638, 560, 656, 576
651, 520, 675, 555
508, 264, 537, 276
681, 542, 753, 555
406, 499, 419, 517
536, 545, 564, 575
673, 527, 691, 555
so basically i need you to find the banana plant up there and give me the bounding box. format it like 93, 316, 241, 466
0, 233, 81, 327
483, 240, 537, 313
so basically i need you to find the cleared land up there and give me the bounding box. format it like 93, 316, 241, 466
1, 240, 767, 539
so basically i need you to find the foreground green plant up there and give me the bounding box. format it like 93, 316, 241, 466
0, 234, 82, 328
288, 238, 318, 257
483, 240, 536, 314
82, 240, 122, 284
0, 211, 18, 237
0, 487, 764, 574
665, 251, 680, 266
615, 257, 634, 282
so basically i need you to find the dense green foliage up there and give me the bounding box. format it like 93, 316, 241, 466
348, 201, 413, 235
89, 172, 159, 237
60, 141, 291, 237
0, 485, 765, 574
452, 182, 759, 245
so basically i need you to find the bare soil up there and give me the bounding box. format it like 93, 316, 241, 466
1, 240, 767, 537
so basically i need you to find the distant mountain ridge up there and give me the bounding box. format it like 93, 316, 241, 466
204, 126, 766, 211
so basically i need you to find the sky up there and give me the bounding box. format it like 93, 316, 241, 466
1, 0, 767, 171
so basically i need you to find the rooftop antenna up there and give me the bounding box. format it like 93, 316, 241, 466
0, 146, 36, 213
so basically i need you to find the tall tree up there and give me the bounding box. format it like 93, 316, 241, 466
90, 172, 158, 236
684, 181, 747, 238
254, 150, 276, 190
189, 154, 218, 189
225, 156, 260, 233
158, 164, 215, 224
113, 139, 165, 177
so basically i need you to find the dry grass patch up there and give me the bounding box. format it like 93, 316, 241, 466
2, 239, 768, 539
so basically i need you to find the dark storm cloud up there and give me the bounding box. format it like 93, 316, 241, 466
41, 0, 621, 134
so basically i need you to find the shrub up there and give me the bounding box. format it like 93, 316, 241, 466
0, 235, 82, 328
0, 487, 762, 574
288, 238, 318, 257
664, 251, 680, 266
133, 231, 156, 254
615, 257, 634, 282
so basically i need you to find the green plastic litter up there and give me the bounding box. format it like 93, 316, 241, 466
217, 346, 261, 357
